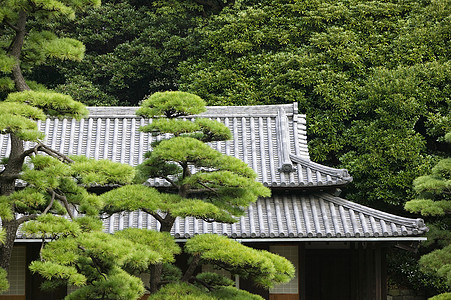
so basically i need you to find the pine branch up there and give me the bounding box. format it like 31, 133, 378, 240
43, 191, 55, 214
78, 245, 108, 281
163, 176, 177, 188
16, 213, 37, 225
26, 143, 74, 163
48, 189, 75, 220
144, 210, 164, 224
4, 20, 19, 32
193, 277, 214, 292
197, 182, 218, 194
182, 254, 201, 282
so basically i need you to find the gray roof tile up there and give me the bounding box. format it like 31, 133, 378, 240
100, 193, 427, 239
2, 103, 426, 241
0, 103, 351, 188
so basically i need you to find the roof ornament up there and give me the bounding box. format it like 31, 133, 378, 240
276, 108, 294, 173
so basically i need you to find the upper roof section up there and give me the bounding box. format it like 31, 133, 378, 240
0, 103, 352, 188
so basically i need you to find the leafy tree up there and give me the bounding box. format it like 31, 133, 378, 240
27, 0, 205, 105
405, 132, 451, 299
178, 0, 450, 209
96, 91, 294, 297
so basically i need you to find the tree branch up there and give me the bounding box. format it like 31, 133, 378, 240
193, 277, 214, 292
34, 143, 74, 163
4, 19, 19, 32
78, 245, 108, 281
16, 213, 38, 225
163, 176, 177, 188
198, 182, 218, 194
182, 254, 201, 282
49, 189, 75, 220
43, 190, 55, 214
0, 173, 21, 181
144, 210, 164, 224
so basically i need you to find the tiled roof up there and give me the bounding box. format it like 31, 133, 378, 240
100, 193, 427, 240
3, 103, 427, 241
0, 103, 352, 188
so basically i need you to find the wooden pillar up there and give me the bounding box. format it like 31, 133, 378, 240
375, 245, 382, 300
299, 244, 306, 300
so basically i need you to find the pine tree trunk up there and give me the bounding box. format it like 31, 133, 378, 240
0, 135, 25, 271
0, 221, 19, 271
148, 217, 176, 293
9, 10, 30, 92
149, 263, 163, 293
0, 8, 30, 272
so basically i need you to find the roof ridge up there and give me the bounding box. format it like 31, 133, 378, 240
87, 103, 299, 118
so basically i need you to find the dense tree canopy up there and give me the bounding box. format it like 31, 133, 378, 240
28, 0, 450, 210
27, 0, 204, 105
179, 0, 450, 208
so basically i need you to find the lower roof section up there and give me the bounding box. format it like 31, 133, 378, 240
100, 192, 427, 241
13, 192, 427, 242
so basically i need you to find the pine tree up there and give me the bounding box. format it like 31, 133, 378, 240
97, 91, 295, 298
0, 0, 138, 293
25, 91, 294, 299
405, 132, 451, 299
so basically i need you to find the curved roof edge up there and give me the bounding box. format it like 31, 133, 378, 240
289, 154, 353, 184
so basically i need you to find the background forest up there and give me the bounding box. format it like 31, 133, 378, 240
1, 0, 450, 297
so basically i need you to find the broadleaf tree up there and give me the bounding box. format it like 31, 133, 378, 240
178, 0, 450, 210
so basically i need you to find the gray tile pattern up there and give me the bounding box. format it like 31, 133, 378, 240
2, 103, 426, 240
0, 104, 351, 187
102, 193, 427, 239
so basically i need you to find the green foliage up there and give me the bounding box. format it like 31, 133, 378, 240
185, 234, 295, 288
29, 1, 203, 105
152, 136, 220, 164
5, 91, 88, 120
149, 282, 216, 300
140, 118, 232, 142
211, 286, 264, 300
0, 0, 100, 96
101, 92, 289, 297
149, 280, 263, 299
70, 156, 136, 185
195, 272, 235, 289
30, 231, 163, 299
420, 244, 451, 286
404, 132, 451, 297
102, 184, 163, 213
0, 268, 8, 293
54, 75, 118, 106
0, 101, 46, 141
64, 268, 144, 300
114, 229, 181, 264
22, 214, 81, 238
387, 248, 449, 296
176, 0, 450, 210
430, 293, 451, 300
137, 91, 206, 118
